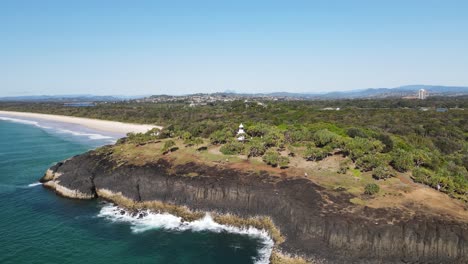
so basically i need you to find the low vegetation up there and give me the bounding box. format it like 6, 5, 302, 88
364, 183, 380, 195
2, 98, 467, 201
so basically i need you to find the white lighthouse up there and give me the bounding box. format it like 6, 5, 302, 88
237, 123, 246, 141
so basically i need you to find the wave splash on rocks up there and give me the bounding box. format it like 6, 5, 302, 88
97, 203, 274, 264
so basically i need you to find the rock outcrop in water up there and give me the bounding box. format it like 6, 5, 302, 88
41, 150, 468, 264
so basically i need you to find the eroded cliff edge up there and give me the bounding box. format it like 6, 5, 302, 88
40, 150, 468, 264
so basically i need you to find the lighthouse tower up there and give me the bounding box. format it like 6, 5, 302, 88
237, 123, 246, 141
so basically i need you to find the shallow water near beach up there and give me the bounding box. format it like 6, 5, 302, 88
0, 119, 271, 264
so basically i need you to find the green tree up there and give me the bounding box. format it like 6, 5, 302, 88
210, 129, 232, 145
313, 129, 339, 147
355, 154, 385, 172
187, 137, 204, 147
344, 137, 384, 160
412, 149, 431, 167
247, 124, 270, 137
245, 138, 267, 157
263, 130, 285, 148
391, 149, 413, 172
411, 167, 434, 184
303, 146, 331, 161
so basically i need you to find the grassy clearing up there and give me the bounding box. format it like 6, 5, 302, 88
350, 197, 367, 206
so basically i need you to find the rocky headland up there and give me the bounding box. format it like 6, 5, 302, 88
41, 149, 468, 264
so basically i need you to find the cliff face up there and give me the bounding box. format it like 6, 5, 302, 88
41, 151, 468, 264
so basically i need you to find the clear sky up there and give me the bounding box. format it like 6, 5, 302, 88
1, 0, 468, 96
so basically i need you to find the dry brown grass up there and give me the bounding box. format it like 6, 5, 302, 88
96, 189, 204, 221
270, 251, 312, 264
213, 213, 284, 245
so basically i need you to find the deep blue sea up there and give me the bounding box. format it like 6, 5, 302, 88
0, 117, 271, 264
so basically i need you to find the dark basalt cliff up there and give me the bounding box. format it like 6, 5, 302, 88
41, 151, 468, 264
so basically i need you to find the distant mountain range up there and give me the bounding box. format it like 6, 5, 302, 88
226, 85, 468, 99
1, 85, 468, 102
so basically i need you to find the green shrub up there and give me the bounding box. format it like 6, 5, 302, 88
161, 140, 176, 153
372, 166, 395, 180
337, 160, 350, 174
209, 129, 233, 145
364, 183, 380, 195
220, 140, 244, 155
263, 150, 280, 167
244, 138, 267, 157
355, 154, 385, 172
391, 149, 413, 172
313, 129, 339, 147
411, 167, 434, 183
303, 146, 330, 161
278, 156, 290, 169
346, 127, 368, 138
344, 137, 384, 160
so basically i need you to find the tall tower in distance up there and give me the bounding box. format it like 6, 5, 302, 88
418, 89, 428, 100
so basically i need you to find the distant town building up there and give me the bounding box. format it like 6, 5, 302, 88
418, 89, 428, 100
321, 107, 340, 111
436, 108, 448, 113
237, 123, 246, 141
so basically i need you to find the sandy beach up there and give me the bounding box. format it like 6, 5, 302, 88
0, 111, 161, 134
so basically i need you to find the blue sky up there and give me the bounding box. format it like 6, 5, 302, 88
1, 0, 468, 96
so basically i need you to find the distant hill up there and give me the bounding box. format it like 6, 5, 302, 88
226, 85, 468, 99
3, 85, 468, 102
311, 85, 468, 99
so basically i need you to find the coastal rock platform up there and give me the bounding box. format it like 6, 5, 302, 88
41, 150, 468, 264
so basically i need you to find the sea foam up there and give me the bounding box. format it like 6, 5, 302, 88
97, 203, 274, 264
55, 129, 114, 140
27, 182, 42, 187
0, 117, 51, 129
0, 116, 115, 142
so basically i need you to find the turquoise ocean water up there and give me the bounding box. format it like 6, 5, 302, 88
0, 118, 270, 264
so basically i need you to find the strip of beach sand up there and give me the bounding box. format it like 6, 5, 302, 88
0, 110, 161, 134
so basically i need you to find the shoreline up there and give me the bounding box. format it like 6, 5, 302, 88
41, 167, 307, 264
40, 148, 468, 263
0, 110, 161, 135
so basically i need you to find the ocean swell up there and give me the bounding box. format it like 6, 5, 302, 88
0, 116, 51, 129
0, 116, 115, 142
97, 203, 274, 264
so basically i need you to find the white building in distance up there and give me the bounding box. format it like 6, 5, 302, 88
418, 89, 428, 100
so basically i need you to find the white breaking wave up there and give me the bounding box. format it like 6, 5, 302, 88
55, 129, 114, 140
97, 203, 274, 264
0, 116, 114, 141
0, 116, 51, 129
27, 182, 42, 187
